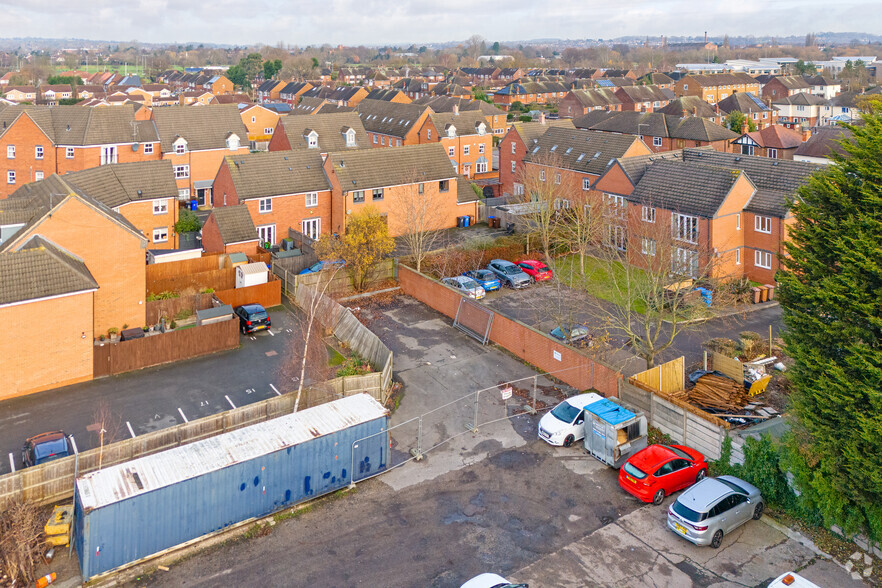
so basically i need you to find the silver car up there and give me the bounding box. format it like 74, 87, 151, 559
442, 276, 486, 300
667, 475, 764, 548
487, 259, 531, 289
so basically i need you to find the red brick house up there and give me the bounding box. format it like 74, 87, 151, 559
576, 111, 737, 153
731, 125, 804, 159
498, 118, 574, 197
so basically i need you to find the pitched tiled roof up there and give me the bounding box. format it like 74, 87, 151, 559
585, 111, 738, 142
456, 177, 480, 204
717, 92, 773, 115
772, 93, 827, 106
630, 160, 748, 217
681, 148, 820, 217
223, 151, 330, 200
412, 95, 506, 116
614, 147, 714, 185
365, 89, 408, 101
773, 75, 811, 90
277, 112, 369, 151
326, 143, 456, 192
356, 99, 430, 139
794, 127, 852, 159
614, 86, 673, 103
429, 111, 488, 137
511, 119, 575, 145
524, 127, 644, 176
314, 102, 354, 115
290, 96, 327, 115
152, 105, 248, 152
682, 73, 759, 86
742, 125, 803, 149
572, 110, 617, 129
0, 236, 98, 305
11, 160, 178, 209
0, 104, 158, 145
656, 96, 719, 119
211, 205, 257, 245
566, 88, 622, 108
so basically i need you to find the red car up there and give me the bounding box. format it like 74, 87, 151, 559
618, 444, 708, 505
517, 260, 553, 281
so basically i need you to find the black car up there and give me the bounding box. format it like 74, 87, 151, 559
22, 431, 72, 468
235, 304, 272, 334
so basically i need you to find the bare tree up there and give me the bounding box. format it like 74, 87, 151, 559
92, 400, 122, 470
397, 168, 448, 273
557, 189, 603, 276
516, 152, 575, 266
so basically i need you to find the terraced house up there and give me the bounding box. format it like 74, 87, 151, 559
498, 118, 575, 197
673, 73, 760, 104
493, 80, 572, 110
356, 99, 435, 147
268, 111, 370, 154
574, 111, 737, 153
0, 104, 160, 198
427, 109, 493, 179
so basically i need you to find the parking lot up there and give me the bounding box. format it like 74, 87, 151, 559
0, 304, 304, 475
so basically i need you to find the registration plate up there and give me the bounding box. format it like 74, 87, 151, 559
254, 325, 267, 331
626, 475, 636, 484
674, 523, 688, 535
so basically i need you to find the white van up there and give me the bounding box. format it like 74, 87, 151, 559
537, 393, 603, 447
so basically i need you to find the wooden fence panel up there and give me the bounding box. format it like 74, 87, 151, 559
214, 279, 282, 310
632, 357, 684, 394
148, 268, 236, 295
93, 320, 239, 378
147, 293, 215, 324
712, 352, 743, 382
146, 254, 225, 282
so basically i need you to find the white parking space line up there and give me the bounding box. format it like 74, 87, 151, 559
270, 384, 281, 396
8, 453, 15, 473
69, 435, 79, 454
225, 395, 237, 409
268, 330, 274, 336
126, 421, 136, 438
177, 408, 189, 423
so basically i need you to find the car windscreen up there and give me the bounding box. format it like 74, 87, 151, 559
662, 445, 692, 460
461, 279, 480, 289
249, 311, 269, 320
476, 270, 494, 280
535, 264, 549, 271
550, 402, 581, 424
504, 266, 523, 275
623, 461, 647, 480
34, 437, 68, 461
672, 500, 707, 523
717, 478, 748, 495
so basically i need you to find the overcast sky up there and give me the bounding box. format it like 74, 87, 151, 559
2, 0, 879, 47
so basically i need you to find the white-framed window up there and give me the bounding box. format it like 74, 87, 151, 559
448, 146, 455, 157
35, 145, 43, 159
305, 192, 318, 207
539, 170, 546, 182
152, 227, 169, 243
372, 188, 384, 201
252, 116, 256, 123
641, 206, 656, 223
153, 200, 168, 215
257, 224, 276, 245
307, 132, 318, 148
352, 190, 365, 203
755, 249, 772, 269
6, 170, 14, 184
479, 143, 485, 154
463, 145, 470, 156
396, 139, 401, 146
554, 172, 561, 185
144, 143, 154, 155
381, 136, 385, 146
511, 142, 516, 154
514, 183, 524, 196
603, 193, 626, 218
264, 127, 274, 135
511, 161, 516, 173
741, 145, 755, 156
6, 145, 14, 159
673, 247, 699, 277
345, 130, 356, 147
418, 183, 424, 195
735, 248, 741, 265
674, 213, 699, 243
35, 171, 43, 181
427, 129, 431, 141
607, 225, 627, 251
372, 135, 378, 144
174, 165, 190, 179
641, 237, 656, 256
582, 178, 590, 191
66, 147, 75, 159
754, 215, 772, 234
476, 162, 488, 173
175, 142, 186, 155
100, 146, 117, 165
178, 188, 190, 199
736, 213, 741, 230
767, 148, 778, 159
259, 198, 272, 213
302, 218, 320, 240
652, 137, 663, 147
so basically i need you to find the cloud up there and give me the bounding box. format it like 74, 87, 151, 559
0, 0, 877, 46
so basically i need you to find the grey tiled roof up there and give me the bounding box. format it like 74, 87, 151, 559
772, 93, 827, 106
511, 119, 574, 145
523, 127, 644, 176
152, 105, 249, 152
717, 92, 773, 114
656, 96, 719, 119
277, 112, 370, 152
412, 95, 506, 116
456, 177, 480, 204
211, 205, 257, 245
586, 111, 737, 142
326, 143, 456, 192
0, 104, 158, 145
356, 99, 429, 139
429, 111, 488, 137
223, 151, 330, 200
614, 147, 714, 185
566, 88, 622, 108
0, 235, 98, 305
794, 127, 852, 159
572, 110, 617, 129
630, 160, 748, 218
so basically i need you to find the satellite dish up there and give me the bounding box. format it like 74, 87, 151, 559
132, 143, 139, 151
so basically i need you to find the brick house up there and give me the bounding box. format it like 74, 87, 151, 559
716, 93, 778, 129
323, 143, 478, 237
771, 93, 827, 129
278, 81, 313, 105
673, 73, 761, 104
38, 84, 74, 105
656, 97, 722, 124
212, 150, 331, 244
152, 105, 250, 207
731, 125, 804, 159
613, 85, 676, 112
257, 79, 288, 103
576, 111, 737, 153
268, 111, 370, 153
558, 89, 622, 118
205, 75, 234, 96
239, 104, 281, 151
0, 105, 161, 198
3, 86, 37, 103
201, 204, 260, 254
413, 95, 509, 135
365, 88, 412, 103
10, 160, 180, 249
761, 75, 811, 101
493, 80, 571, 110
426, 109, 493, 179
356, 99, 435, 147
498, 118, 574, 197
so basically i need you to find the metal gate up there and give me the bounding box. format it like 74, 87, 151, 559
453, 298, 494, 345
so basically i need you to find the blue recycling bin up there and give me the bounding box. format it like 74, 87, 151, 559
189, 199, 197, 211
463, 215, 470, 228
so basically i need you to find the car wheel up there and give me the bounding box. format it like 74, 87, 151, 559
652, 489, 665, 505
695, 469, 707, 483
563, 434, 575, 448
711, 530, 724, 549
752, 502, 764, 520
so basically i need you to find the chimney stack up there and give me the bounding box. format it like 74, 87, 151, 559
693, 106, 697, 116
741, 121, 749, 134
453, 103, 459, 115
801, 127, 812, 142
682, 109, 688, 118
539, 112, 546, 124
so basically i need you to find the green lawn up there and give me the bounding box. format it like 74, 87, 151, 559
553, 253, 648, 314
326, 344, 346, 367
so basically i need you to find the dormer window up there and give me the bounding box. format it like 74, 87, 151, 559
226, 133, 240, 151
447, 125, 456, 138
344, 129, 356, 147
307, 131, 318, 148
174, 138, 187, 155
477, 123, 486, 136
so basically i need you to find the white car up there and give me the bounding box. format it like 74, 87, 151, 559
538, 392, 603, 447
460, 573, 527, 588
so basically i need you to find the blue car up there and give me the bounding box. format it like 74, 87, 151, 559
463, 269, 501, 291
298, 260, 345, 275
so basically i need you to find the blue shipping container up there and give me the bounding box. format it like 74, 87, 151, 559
74, 394, 389, 580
